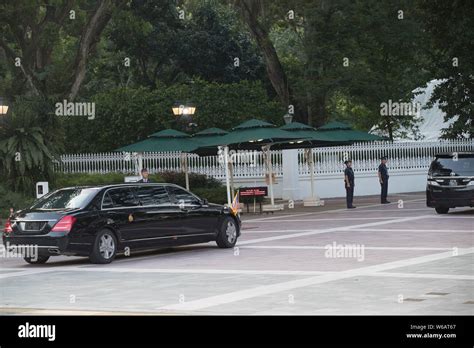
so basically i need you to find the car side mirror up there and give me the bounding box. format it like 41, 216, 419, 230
201, 198, 208, 206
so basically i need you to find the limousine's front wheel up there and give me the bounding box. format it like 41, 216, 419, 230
90, 229, 117, 264
216, 217, 238, 248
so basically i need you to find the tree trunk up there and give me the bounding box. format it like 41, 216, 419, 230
68, 0, 116, 101
235, 0, 289, 106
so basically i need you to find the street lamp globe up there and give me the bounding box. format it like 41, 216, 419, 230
283, 113, 293, 125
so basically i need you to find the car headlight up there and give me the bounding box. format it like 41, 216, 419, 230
428, 181, 440, 186
467, 181, 474, 186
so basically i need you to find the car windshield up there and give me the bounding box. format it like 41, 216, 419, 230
430, 156, 474, 177
31, 188, 99, 210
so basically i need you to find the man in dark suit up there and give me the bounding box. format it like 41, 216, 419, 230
344, 159, 356, 209
138, 168, 153, 183
378, 156, 390, 204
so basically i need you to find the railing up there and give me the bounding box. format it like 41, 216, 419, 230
54, 140, 474, 179
299, 139, 474, 175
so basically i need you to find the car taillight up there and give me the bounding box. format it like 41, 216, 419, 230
51, 216, 77, 233
3, 219, 13, 234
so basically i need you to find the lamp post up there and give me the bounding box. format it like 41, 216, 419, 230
171, 102, 197, 191
172, 101, 196, 132
0, 97, 9, 115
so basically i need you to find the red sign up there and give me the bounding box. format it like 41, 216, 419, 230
239, 186, 268, 197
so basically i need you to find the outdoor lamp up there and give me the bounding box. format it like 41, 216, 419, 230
172, 102, 196, 116
0, 97, 9, 115
283, 113, 293, 124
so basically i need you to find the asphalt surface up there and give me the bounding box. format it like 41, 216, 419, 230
0, 192, 473, 315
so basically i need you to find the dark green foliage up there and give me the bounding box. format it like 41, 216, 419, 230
0, 185, 35, 219
420, 0, 474, 138
192, 186, 228, 205
159, 171, 222, 189
159, 170, 227, 204
64, 80, 284, 153
51, 172, 164, 189
0, 97, 63, 193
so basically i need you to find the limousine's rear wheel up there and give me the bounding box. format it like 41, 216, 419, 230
90, 229, 117, 264
24, 255, 50, 264
216, 217, 238, 248
435, 206, 449, 214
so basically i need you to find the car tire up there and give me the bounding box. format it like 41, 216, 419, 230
89, 229, 117, 264
24, 255, 50, 264
435, 206, 449, 214
216, 217, 239, 248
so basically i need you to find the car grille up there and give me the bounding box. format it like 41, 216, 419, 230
434, 178, 471, 186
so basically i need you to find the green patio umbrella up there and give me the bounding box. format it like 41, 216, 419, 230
222, 119, 304, 150
191, 127, 229, 156
317, 121, 386, 142
193, 127, 228, 137
116, 129, 201, 190
285, 121, 385, 206
194, 119, 306, 209
279, 121, 351, 146
116, 129, 199, 153
278, 122, 353, 206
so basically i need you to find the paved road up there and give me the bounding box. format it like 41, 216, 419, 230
1, 192, 473, 315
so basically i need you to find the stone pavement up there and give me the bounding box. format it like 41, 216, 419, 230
0, 192, 473, 315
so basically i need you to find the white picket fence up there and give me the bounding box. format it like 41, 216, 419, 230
54, 140, 474, 178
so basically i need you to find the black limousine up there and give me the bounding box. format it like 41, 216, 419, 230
3, 183, 241, 264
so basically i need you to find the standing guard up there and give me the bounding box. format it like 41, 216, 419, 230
378, 156, 390, 204
344, 159, 356, 209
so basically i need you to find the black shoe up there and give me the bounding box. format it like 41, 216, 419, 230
381, 201, 391, 204
348, 206, 356, 209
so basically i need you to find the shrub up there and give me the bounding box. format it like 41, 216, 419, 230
160, 171, 227, 204
193, 186, 228, 205
160, 171, 222, 189
0, 185, 35, 219
51, 172, 164, 189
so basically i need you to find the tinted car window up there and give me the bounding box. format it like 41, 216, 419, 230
106, 188, 138, 208
430, 156, 474, 177
31, 188, 99, 210
166, 186, 200, 205
102, 193, 114, 209
136, 186, 170, 206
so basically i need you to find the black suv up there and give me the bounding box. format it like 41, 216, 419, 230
3, 183, 241, 264
426, 152, 474, 214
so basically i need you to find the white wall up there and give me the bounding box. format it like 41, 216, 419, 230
297, 169, 427, 199
229, 169, 427, 201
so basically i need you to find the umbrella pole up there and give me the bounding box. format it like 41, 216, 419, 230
309, 148, 315, 198
229, 160, 235, 198
223, 146, 232, 206
262, 144, 282, 212
304, 148, 325, 207
266, 146, 275, 206
182, 153, 190, 191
